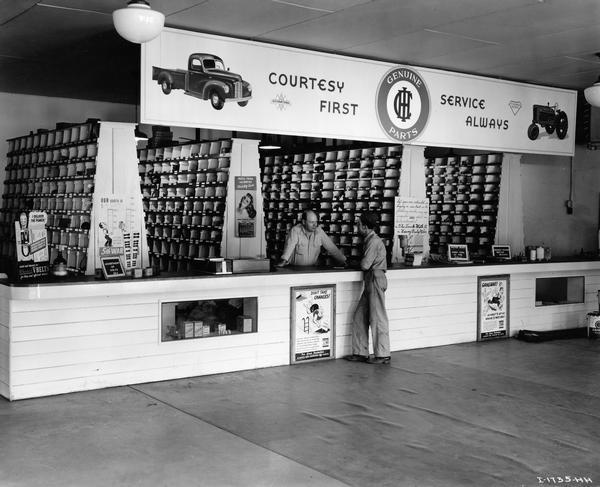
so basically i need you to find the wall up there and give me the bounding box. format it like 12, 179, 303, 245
520, 146, 600, 257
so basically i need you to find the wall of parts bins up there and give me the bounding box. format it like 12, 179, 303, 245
260, 145, 402, 264
137, 139, 232, 273
426, 152, 502, 256
1, 120, 99, 273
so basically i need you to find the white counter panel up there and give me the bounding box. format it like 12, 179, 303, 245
2, 260, 600, 400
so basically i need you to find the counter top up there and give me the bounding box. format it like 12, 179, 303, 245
3, 257, 600, 286
2, 258, 600, 300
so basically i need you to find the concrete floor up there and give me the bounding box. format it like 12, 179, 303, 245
0, 338, 598, 487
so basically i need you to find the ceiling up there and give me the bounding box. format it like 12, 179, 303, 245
2, 0, 600, 105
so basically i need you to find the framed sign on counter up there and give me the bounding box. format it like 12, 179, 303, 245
491, 245, 512, 260
290, 285, 336, 364
477, 275, 510, 341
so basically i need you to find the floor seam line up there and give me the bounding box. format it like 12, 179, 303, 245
127, 385, 353, 487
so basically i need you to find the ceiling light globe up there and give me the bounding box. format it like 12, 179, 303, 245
584, 81, 600, 108
113, 1, 165, 44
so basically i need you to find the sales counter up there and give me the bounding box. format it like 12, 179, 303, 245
1, 258, 599, 400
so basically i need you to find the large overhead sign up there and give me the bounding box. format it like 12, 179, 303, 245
141, 28, 577, 156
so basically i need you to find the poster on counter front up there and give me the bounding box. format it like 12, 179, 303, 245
234, 176, 257, 238
290, 285, 336, 364
14, 211, 49, 280
477, 275, 510, 340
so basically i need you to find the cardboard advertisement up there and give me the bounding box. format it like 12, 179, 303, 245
394, 197, 429, 236
290, 285, 336, 363
477, 275, 510, 340
14, 211, 49, 280
234, 176, 257, 238
96, 194, 143, 270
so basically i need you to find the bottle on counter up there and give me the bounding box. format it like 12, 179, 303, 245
52, 248, 68, 277
536, 245, 545, 261
528, 246, 537, 261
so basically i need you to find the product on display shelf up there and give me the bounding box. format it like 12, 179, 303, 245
261, 145, 401, 264
1, 120, 100, 277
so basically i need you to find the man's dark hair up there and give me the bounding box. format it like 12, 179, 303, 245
359, 211, 378, 230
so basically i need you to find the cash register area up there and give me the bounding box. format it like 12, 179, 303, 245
0, 337, 598, 487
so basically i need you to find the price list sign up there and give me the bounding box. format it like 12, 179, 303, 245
394, 197, 429, 236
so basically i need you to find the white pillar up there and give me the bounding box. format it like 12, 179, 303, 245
222, 138, 267, 259
87, 122, 149, 275
496, 153, 524, 256
393, 144, 428, 260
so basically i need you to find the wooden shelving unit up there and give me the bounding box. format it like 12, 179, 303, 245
138, 139, 232, 273
1, 120, 99, 273
261, 145, 401, 263
425, 153, 502, 256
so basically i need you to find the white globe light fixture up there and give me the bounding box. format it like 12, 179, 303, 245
584, 77, 600, 108
113, 0, 164, 44
585, 53, 600, 108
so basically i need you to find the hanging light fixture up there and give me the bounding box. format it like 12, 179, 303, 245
584, 53, 600, 108
585, 77, 600, 108
113, 0, 165, 44
258, 134, 282, 150
134, 125, 149, 143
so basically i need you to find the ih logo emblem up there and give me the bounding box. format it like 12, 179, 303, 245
376, 67, 430, 142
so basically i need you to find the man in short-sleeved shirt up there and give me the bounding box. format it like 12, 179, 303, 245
344, 211, 390, 365
276, 210, 346, 267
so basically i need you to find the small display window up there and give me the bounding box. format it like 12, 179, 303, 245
160, 297, 257, 341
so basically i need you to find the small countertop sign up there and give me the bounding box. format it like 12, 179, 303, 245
492, 245, 511, 260
448, 244, 472, 264
100, 255, 126, 279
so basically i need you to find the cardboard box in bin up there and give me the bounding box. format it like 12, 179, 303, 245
182, 321, 195, 338
237, 315, 253, 333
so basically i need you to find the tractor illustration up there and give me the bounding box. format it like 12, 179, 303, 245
527, 103, 568, 140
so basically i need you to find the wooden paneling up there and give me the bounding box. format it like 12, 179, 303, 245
3, 261, 600, 400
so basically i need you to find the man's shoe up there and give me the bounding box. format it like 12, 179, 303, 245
366, 356, 391, 365
343, 354, 369, 362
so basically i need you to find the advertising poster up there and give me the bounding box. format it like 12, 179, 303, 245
394, 197, 429, 236
97, 194, 143, 270
290, 285, 336, 364
142, 28, 576, 156
234, 176, 257, 238
477, 275, 510, 340
14, 211, 49, 280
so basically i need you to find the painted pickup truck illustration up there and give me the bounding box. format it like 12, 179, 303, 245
152, 53, 252, 110
527, 103, 568, 140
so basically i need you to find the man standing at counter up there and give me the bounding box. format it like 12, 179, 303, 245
276, 210, 346, 267
344, 211, 390, 365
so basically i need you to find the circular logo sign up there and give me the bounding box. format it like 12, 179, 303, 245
376, 67, 430, 143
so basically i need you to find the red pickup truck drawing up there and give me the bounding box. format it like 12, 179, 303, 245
152, 53, 252, 110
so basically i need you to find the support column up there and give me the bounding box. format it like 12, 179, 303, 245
496, 153, 524, 256
392, 144, 428, 261
222, 138, 267, 259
